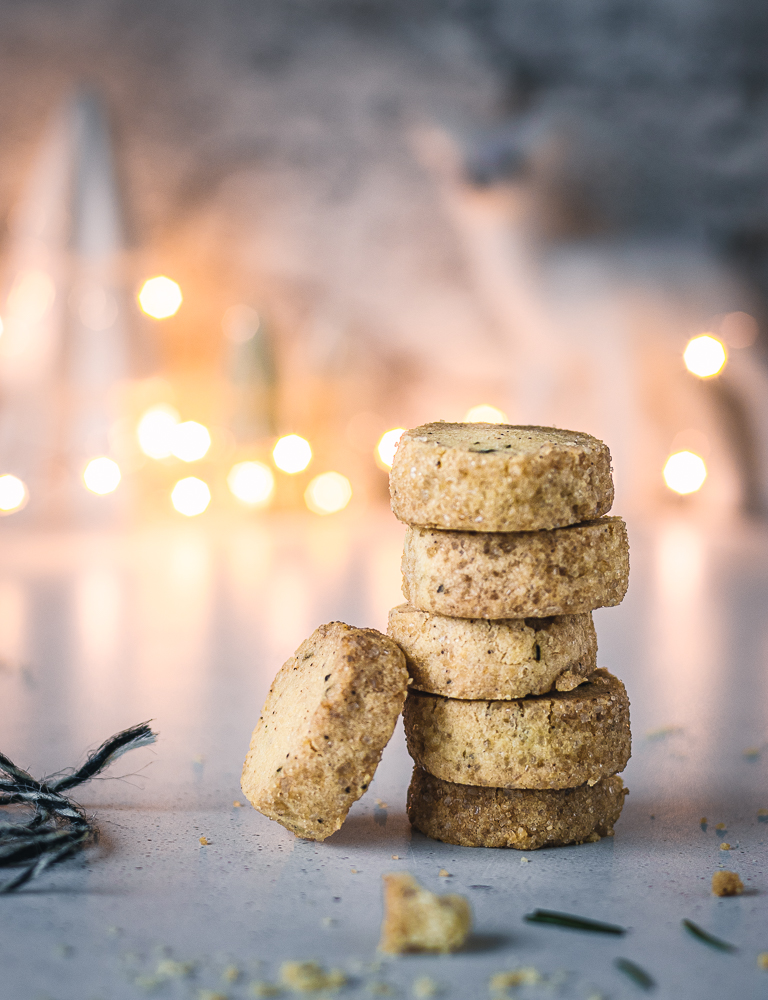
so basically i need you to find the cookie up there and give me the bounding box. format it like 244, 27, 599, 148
390, 422, 613, 532
379, 872, 472, 954
387, 604, 596, 700
241, 621, 408, 841
401, 517, 629, 619
407, 767, 628, 849
403, 668, 630, 789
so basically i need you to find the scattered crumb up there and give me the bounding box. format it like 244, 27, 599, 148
645, 725, 683, 740
759, 809, 768, 820
743, 747, 762, 759
367, 983, 394, 996
54, 944, 74, 958
520, 857, 530, 864
720, 842, 732, 851
199, 992, 228, 1000
378, 872, 472, 954
391, 855, 401, 860
280, 961, 346, 994
233, 800, 243, 808
134, 975, 164, 992
712, 871, 744, 896
758, 954, 768, 971
157, 959, 195, 978
249, 982, 282, 997
223, 965, 241, 983
376, 800, 389, 809
107, 926, 122, 936
321, 917, 337, 928
489, 968, 542, 993
715, 823, 726, 831
199, 836, 209, 846
351, 867, 358, 874
438, 869, 451, 877
412, 976, 441, 997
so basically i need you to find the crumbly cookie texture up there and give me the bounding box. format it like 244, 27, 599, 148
407, 768, 628, 849
379, 872, 472, 954
241, 622, 408, 841
711, 871, 744, 897
390, 422, 613, 532
403, 668, 630, 789
387, 604, 596, 700
401, 517, 629, 619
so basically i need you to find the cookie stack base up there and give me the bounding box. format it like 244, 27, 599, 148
407, 767, 627, 850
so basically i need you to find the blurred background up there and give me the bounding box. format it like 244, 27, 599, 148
0, 0, 767, 530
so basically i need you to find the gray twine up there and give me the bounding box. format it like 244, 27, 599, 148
0, 722, 157, 893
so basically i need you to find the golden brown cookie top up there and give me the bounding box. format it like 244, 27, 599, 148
390, 422, 613, 532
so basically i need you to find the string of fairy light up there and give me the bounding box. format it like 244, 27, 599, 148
0, 277, 749, 516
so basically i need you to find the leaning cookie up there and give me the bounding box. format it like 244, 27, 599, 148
241, 622, 408, 841
402, 517, 629, 619
388, 604, 596, 700
403, 668, 630, 790
390, 422, 613, 532
408, 768, 627, 849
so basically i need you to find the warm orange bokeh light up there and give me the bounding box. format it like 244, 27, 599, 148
171, 477, 211, 516
0, 474, 27, 513
83, 457, 121, 495
273, 435, 312, 474
227, 461, 274, 506
138, 276, 182, 320
663, 451, 707, 495
463, 404, 508, 423
304, 472, 352, 515
683, 335, 726, 378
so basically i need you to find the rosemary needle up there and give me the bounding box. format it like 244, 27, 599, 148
523, 909, 626, 935
614, 958, 655, 990
682, 919, 737, 952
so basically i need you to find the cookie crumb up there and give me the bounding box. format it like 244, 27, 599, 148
438, 869, 451, 877
715, 823, 726, 831
520, 857, 530, 864
719, 842, 732, 851
391, 855, 400, 860
367, 984, 394, 996
376, 800, 388, 809
223, 965, 240, 983
157, 959, 195, 978
321, 917, 336, 928
233, 800, 242, 808
199, 836, 209, 846
379, 872, 472, 954
412, 976, 441, 997
280, 961, 346, 993
248, 982, 281, 997
712, 871, 744, 896
758, 954, 768, 971
489, 968, 541, 992
743, 747, 762, 759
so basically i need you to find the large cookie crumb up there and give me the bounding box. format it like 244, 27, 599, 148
379, 872, 472, 954
712, 870, 744, 896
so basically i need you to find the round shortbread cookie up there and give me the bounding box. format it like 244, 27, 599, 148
390, 422, 613, 532
407, 767, 628, 849
387, 604, 596, 700
403, 668, 630, 789
401, 517, 629, 618
241, 622, 408, 841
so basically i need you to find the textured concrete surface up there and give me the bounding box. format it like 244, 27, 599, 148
1, 509, 768, 998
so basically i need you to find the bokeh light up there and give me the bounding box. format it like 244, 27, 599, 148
304, 472, 352, 515
683, 335, 727, 378
227, 461, 274, 506
273, 434, 312, 474
83, 457, 121, 495
0, 474, 27, 513
376, 428, 405, 470
663, 451, 707, 495
138, 276, 182, 319
171, 477, 211, 516
463, 404, 508, 423
7, 269, 55, 323
137, 405, 180, 459
171, 421, 211, 462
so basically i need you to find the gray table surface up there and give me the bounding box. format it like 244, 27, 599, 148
1, 510, 767, 1000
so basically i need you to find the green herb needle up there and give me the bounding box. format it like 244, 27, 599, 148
615, 958, 655, 990
523, 909, 626, 935
682, 919, 737, 952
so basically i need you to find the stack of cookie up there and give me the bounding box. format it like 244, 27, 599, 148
387, 422, 631, 850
